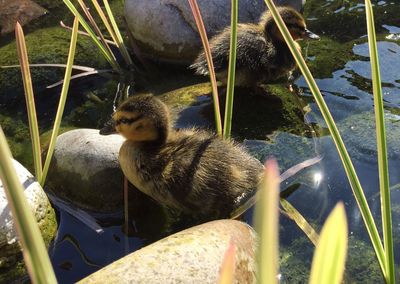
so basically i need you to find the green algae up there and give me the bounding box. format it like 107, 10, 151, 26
0, 26, 110, 107
302, 37, 355, 79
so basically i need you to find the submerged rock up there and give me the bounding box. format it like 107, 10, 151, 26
125, 0, 304, 65
339, 111, 400, 164
0, 160, 57, 282
46, 128, 129, 213
79, 219, 257, 283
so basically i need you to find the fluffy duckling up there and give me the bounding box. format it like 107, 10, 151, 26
190, 7, 319, 88
103, 94, 264, 218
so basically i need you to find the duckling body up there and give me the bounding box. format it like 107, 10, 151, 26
191, 7, 319, 88
110, 95, 263, 218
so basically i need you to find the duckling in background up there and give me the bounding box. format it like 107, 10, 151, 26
102, 94, 264, 219
190, 7, 319, 89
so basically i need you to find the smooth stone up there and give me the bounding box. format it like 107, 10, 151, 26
79, 219, 257, 283
46, 128, 127, 213
125, 0, 304, 65
0, 160, 57, 280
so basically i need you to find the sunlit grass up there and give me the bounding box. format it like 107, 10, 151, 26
15, 22, 43, 182
0, 127, 57, 284
364, 0, 395, 282
40, 17, 79, 186
309, 203, 348, 284
263, 0, 388, 279
256, 159, 280, 284
222, 0, 238, 139
62, 0, 121, 72
187, 0, 222, 136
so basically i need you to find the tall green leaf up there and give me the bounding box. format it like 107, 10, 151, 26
364, 0, 395, 282
0, 127, 57, 284
41, 17, 79, 186
222, 0, 238, 139
15, 22, 43, 182
187, 0, 223, 136
263, 0, 386, 277
256, 159, 280, 284
309, 203, 347, 284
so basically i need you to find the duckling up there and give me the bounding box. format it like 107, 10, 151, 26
190, 6, 319, 88
103, 94, 264, 219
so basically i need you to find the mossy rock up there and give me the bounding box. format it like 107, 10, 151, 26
302, 36, 355, 79
0, 26, 110, 109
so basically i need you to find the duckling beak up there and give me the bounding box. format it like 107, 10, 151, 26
99, 119, 117, 135
304, 29, 320, 40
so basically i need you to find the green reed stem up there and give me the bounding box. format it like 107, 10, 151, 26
41, 17, 79, 186
263, 0, 387, 277
103, 0, 134, 67
187, 0, 222, 136
76, 0, 118, 64
15, 22, 43, 182
0, 127, 57, 284
62, 0, 121, 72
256, 160, 280, 284
90, 0, 119, 44
222, 0, 238, 139
365, 1, 395, 282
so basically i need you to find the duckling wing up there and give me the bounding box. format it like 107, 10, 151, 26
190, 24, 276, 76
159, 130, 263, 216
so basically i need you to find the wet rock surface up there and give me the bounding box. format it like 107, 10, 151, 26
46, 129, 127, 213
124, 0, 303, 65
79, 219, 257, 284
0, 160, 57, 282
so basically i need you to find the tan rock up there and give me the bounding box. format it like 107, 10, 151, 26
79, 219, 257, 283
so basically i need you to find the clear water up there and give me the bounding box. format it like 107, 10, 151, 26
1, 0, 400, 283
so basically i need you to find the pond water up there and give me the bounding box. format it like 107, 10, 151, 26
1, 0, 400, 283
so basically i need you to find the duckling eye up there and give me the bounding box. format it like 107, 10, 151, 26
115, 114, 143, 125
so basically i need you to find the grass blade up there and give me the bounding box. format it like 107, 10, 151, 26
364, 1, 395, 282
60, 20, 117, 46
40, 17, 79, 186
188, 0, 222, 136
256, 159, 280, 284
218, 241, 236, 284
1, 64, 96, 72
263, 0, 386, 277
90, 0, 119, 44
0, 127, 57, 284
280, 198, 319, 246
103, 0, 134, 67
222, 0, 238, 139
76, 0, 118, 65
309, 203, 348, 284
15, 22, 43, 182
61, 0, 121, 72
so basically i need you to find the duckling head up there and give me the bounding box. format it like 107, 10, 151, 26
261, 7, 320, 42
112, 94, 170, 145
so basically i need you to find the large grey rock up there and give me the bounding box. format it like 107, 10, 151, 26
47, 128, 127, 213
79, 219, 257, 283
125, 0, 304, 65
0, 160, 56, 279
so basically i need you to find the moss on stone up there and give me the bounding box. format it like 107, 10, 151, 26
0, 26, 110, 108
302, 37, 354, 79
